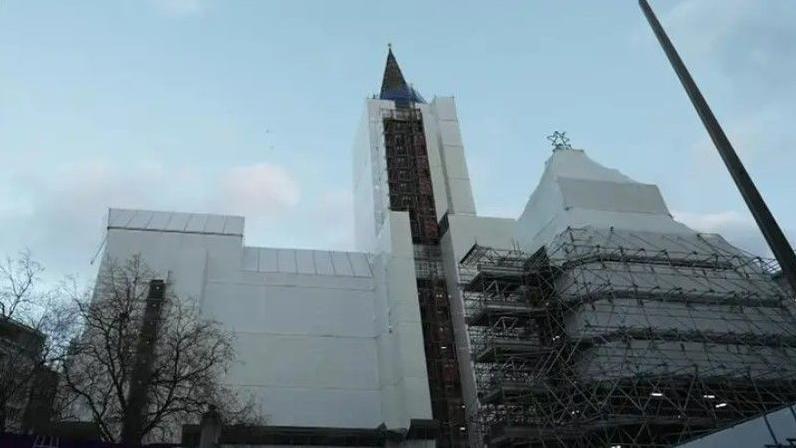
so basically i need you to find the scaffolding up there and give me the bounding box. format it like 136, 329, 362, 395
460, 227, 796, 447
383, 106, 468, 447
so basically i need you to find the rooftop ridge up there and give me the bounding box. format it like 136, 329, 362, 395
107, 208, 244, 236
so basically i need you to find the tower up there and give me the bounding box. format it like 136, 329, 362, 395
354, 48, 471, 447
84, 44, 796, 447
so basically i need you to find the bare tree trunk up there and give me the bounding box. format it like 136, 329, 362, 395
62, 256, 258, 443
198, 406, 221, 448
120, 280, 166, 447
0, 405, 6, 434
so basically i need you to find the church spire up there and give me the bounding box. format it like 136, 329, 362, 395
380, 45, 407, 97
379, 45, 425, 104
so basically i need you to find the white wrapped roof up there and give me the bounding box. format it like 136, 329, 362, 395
240, 247, 373, 277
107, 208, 244, 236
515, 149, 693, 252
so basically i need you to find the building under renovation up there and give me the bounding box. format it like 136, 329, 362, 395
94, 49, 796, 447
460, 146, 796, 447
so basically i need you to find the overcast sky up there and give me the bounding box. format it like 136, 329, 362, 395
1, 0, 794, 284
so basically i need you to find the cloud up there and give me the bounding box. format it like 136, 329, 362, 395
673, 210, 763, 255
674, 210, 749, 232
664, 0, 751, 58
0, 186, 33, 220
672, 209, 795, 258
311, 189, 354, 249
0, 159, 203, 281
215, 163, 301, 218
657, 0, 796, 209
0, 159, 303, 284
664, 0, 796, 99
688, 105, 793, 164
150, 0, 207, 17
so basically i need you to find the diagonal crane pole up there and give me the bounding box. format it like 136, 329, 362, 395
639, 0, 796, 294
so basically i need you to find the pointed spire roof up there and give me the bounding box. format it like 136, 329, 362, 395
380, 47, 407, 95
379, 46, 425, 104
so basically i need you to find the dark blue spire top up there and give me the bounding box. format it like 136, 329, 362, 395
379, 46, 425, 104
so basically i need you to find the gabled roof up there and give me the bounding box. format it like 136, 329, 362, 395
379, 47, 425, 104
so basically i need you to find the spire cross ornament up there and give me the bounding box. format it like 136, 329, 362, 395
547, 131, 572, 151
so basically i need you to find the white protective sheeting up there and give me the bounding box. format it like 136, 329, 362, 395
558, 177, 668, 214
545, 226, 795, 381
425, 97, 477, 217
370, 211, 433, 428
515, 149, 692, 252
99, 207, 430, 430
108, 208, 244, 236
240, 247, 372, 277
510, 149, 795, 392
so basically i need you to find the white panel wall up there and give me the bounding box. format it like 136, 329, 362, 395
558, 177, 668, 214
417, 103, 451, 220
201, 260, 384, 428
353, 103, 378, 253
202, 281, 375, 338
102, 228, 225, 302
427, 97, 476, 217
353, 99, 396, 253
372, 211, 433, 429
99, 209, 434, 431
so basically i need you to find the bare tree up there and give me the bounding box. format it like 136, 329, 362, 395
0, 319, 44, 432
0, 250, 44, 321
60, 255, 260, 444
0, 251, 70, 433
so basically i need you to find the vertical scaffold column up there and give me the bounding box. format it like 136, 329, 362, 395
383, 106, 467, 447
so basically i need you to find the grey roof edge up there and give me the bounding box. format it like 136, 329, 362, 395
107, 208, 245, 237
241, 246, 374, 277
